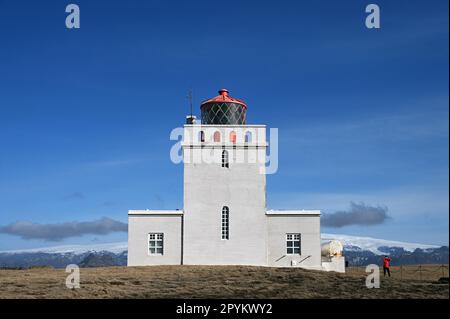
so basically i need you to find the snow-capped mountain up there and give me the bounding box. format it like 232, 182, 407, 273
0, 242, 128, 269
1, 234, 441, 256
321, 233, 440, 255
321, 234, 447, 266
0, 242, 128, 255
0, 234, 447, 268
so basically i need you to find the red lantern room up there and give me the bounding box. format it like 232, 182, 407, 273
200, 89, 247, 125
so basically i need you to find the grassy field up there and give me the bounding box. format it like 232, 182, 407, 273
347, 264, 449, 282
0, 265, 448, 299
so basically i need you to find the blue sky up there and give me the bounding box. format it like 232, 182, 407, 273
0, 0, 448, 250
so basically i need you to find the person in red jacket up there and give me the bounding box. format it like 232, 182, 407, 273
383, 256, 392, 277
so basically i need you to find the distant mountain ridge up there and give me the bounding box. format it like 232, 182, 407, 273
322, 233, 440, 254
322, 233, 447, 266
0, 250, 127, 269
0, 234, 447, 268
0, 242, 128, 255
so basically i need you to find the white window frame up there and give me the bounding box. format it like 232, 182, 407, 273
286, 233, 301, 255
221, 206, 229, 240
148, 233, 164, 255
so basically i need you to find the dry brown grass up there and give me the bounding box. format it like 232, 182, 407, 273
0, 265, 448, 299
346, 264, 449, 282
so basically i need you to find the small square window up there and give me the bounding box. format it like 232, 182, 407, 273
286, 233, 301, 255
149, 233, 164, 255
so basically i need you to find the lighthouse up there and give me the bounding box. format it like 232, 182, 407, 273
182, 89, 268, 265
127, 88, 344, 272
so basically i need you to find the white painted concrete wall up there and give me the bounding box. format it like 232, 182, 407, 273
322, 256, 346, 273
128, 211, 183, 266
267, 213, 322, 269
182, 125, 268, 265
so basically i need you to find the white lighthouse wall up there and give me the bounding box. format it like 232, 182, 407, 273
267, 213, 322, 269
182, 125, 268, 266
128, 212, 183, 266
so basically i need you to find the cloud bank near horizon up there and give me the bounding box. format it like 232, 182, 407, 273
0, 217, 127, 241
0, 202, 391, 240
322, 202, 390, 228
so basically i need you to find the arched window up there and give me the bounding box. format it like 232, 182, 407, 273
245, 131, 252, 143
199, 131, 205, 142
213, 131, 221, 142
222, 150, 229, 168
229, 131, 236, 144
221, 206, 229, 240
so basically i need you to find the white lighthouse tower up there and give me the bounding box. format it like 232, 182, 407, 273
182, 89, 268, 265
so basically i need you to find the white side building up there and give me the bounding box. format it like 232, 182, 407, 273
128, 89, 344, 272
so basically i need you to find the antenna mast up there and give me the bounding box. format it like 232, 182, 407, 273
186, 89, 196, 124
187, 90, 193, 118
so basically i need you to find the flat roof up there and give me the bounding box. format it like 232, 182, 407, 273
128, 210, 183, 216
129, 209, 319, 216
266, 209, 321, 216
